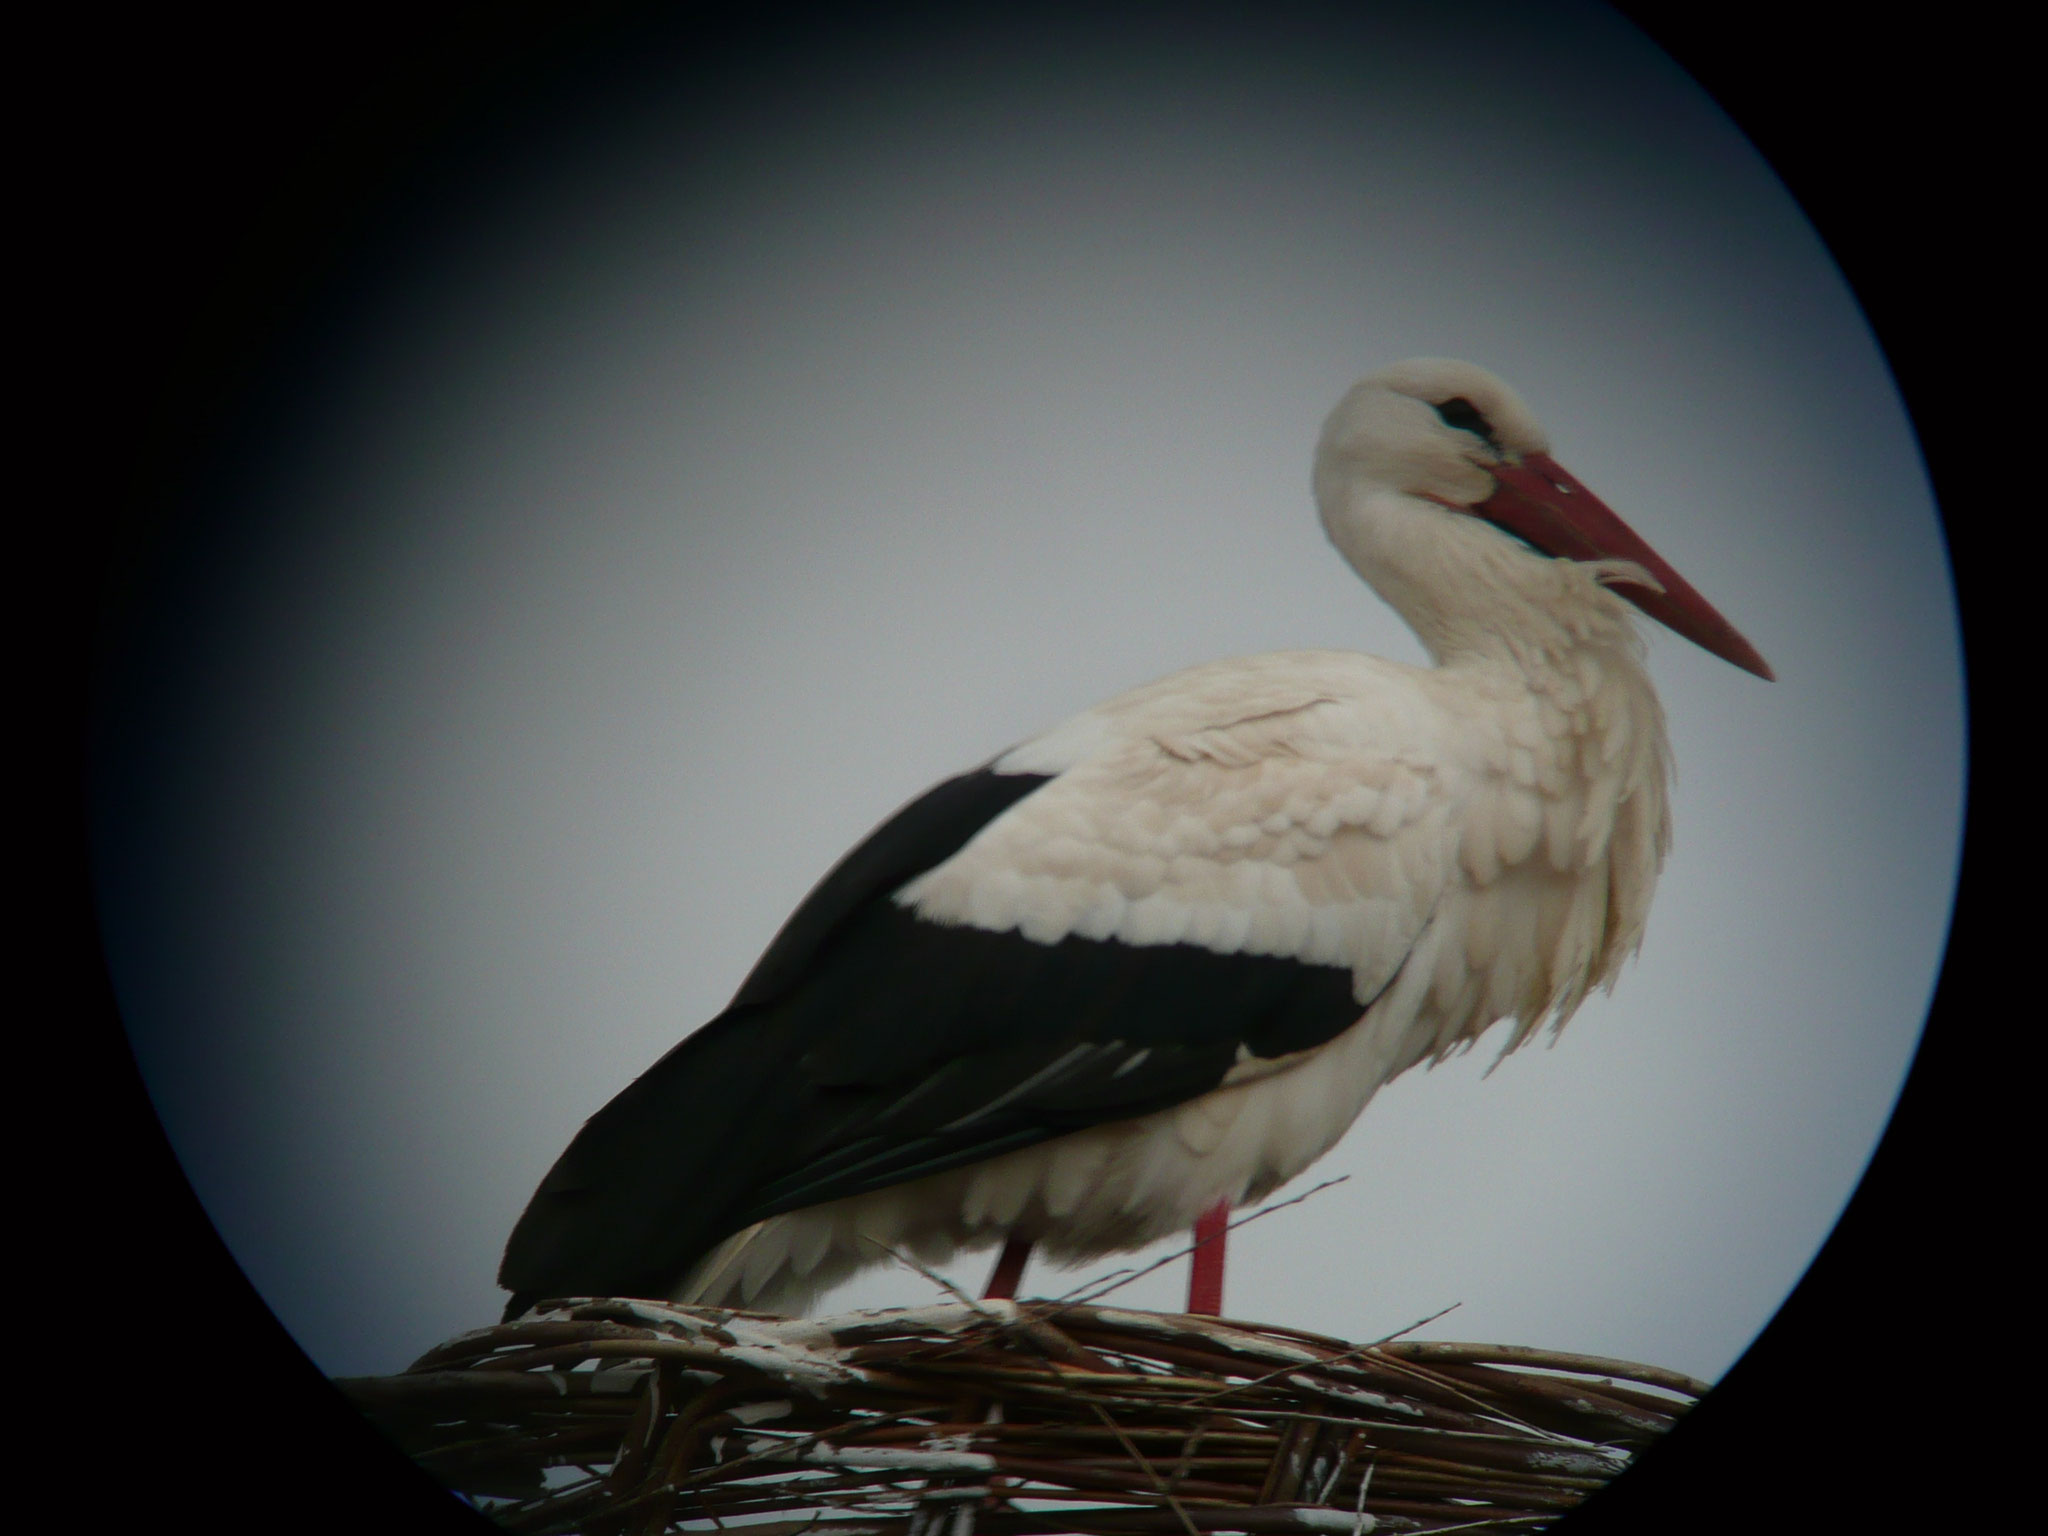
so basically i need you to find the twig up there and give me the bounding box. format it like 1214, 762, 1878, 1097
880, 1243, 1010, 1323
1050, 1178, 1352, 1311
1177, 1301, 1463, 1410
878, 1244, 1115, 1372
1354, 1350, 1575, 1446
1370, 1301, 1463, 1347
1088, 1402, 1203, 1536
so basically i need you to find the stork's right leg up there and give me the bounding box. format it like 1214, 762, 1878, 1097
1187, 1200, 1230, 1315
983, 1235, 1032, 1300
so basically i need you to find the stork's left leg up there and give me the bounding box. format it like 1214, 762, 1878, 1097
984, 1234, 1032, 1300
1187, 1200, 1230, 1315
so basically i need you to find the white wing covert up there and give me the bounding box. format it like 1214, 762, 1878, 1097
899, 651, 1467, 1025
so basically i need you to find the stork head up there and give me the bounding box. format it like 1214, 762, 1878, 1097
1315, 358, 1773, 681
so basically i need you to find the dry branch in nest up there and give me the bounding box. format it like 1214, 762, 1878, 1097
339, 1298, 1705, 1535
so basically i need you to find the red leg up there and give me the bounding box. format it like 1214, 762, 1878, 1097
1188, 1199, 1229, 1316
984, 1234, 1032, 1300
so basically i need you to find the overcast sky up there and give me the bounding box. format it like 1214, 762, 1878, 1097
96, 2, 1960, 1387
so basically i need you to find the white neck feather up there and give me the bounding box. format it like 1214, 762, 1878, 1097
1318, 482, 1649, 684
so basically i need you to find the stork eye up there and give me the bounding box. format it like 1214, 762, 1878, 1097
1433, 397, 1494, 441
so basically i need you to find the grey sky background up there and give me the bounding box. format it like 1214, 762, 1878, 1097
97, 3, 1961, 1387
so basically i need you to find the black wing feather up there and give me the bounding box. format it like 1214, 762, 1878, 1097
499, 765, 1367, 1317
731, 767, 1052, 1008
742, 905, 1361, 1218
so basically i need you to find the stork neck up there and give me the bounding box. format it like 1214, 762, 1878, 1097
1321, 486, 1653, 688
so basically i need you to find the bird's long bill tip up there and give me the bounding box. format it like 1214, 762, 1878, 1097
1479, 454, 1775, 681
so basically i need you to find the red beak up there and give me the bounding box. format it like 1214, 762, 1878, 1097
1477, 453, 1774, 681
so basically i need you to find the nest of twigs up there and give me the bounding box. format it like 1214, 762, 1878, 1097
339, 1297, 1704, 1535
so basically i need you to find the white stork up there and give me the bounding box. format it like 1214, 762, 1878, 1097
499, 358, 1771, 1322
